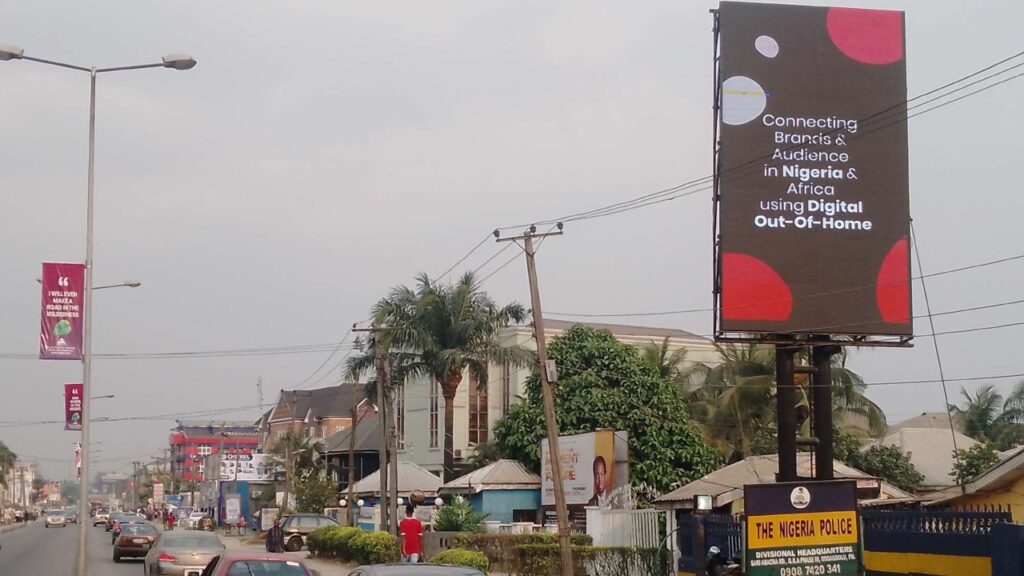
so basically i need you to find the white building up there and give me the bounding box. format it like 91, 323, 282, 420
396, 320, 716, 480
3, 462, 38, 508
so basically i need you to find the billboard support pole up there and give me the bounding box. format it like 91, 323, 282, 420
812, 345, 840, 480
775, 345, 798, 482
710, 8, 722, 339
496, 225, 573, 576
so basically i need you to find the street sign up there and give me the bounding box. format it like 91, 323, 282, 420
744, 481, 861, 576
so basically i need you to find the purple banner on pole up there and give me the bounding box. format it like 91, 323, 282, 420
40, 262, 86, 360
65, 383, 83, 431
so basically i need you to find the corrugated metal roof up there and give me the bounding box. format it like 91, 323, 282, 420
351, 461, 443, 496
439, 459, 541, 495
876, 428, 978, 488
654, 453, 912, 508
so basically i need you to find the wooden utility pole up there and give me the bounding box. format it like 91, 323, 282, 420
353, 326, 392, 534
495, 223, 573, 576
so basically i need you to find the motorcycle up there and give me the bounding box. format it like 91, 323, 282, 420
706, 546, 743, 576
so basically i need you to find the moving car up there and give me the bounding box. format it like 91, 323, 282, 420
63, 509, 79, 524
111, 516, 149, 544
198, 554, 319, 576
44, 509, 67, 528
143, 531, 225, 576
94, 508, 111, 527
345, 566, 485, 576
113, 523, 159, 562
279, 514, 339, 551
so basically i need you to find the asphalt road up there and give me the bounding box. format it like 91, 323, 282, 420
0, 519, 146, 576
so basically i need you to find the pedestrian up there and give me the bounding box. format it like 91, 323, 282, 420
265, 519, 285, 553
399, 504, 423, 563
237, 513, 247, 536
167, 510, 176, 531
161, 509, 168, 530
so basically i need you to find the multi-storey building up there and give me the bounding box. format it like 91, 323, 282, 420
399, 320, 716, 480
256, 384, 363, 450
169, 421, 260, 487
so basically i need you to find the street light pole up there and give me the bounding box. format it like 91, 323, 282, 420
0, 45, 195, 576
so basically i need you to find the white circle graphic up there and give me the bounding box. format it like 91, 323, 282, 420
721, 76, 767, 126
790, 486, 811, 509
756, 35, 779, 58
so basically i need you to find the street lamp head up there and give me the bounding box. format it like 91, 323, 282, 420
161, 54, 196, 71
0, 44, 25, 61
124, 281, 142, 288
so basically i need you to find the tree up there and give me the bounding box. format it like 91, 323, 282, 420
849, 445, 924, 492
295, 474, 337, 513
949, 385, 1004, 442
950, 443, 1000, 484
640, 338, 705, 394
268, 431, 323, 513
353, 272, 529, 481
495, 325, 721, 497
685, 344, 884, 462
0, 441, 15, 487
433, 495, 487, 532
466, 442, 504, 471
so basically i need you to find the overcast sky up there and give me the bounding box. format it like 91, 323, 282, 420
2, 0, 1022, 480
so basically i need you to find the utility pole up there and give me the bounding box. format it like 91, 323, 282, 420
347, 380, 360, 526
353, 326, 393, 534
495, 223, 573, 576
387, 381, 399, 538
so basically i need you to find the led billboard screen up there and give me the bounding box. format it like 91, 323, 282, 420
715, 2, 911, 338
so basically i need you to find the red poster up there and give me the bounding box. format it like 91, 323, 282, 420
65, 383, 83, 431
40, 262, 86, 360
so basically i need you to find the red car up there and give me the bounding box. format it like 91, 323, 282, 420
113, 523, 158, 562
198, 554, 320, 576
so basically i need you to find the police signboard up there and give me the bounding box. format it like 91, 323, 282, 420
744, 481, 861, 576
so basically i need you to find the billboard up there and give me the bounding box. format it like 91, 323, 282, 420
218, 453, 278, 482
715, 2, 910, 338
64, 383, 83, 431
744, 480, 860, 576
540, 430, 626, 507
40, 262, 86, 359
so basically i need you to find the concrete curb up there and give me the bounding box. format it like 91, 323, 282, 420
0, 522, 29, 535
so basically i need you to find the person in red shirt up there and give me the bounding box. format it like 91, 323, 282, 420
398, 504, 423, 563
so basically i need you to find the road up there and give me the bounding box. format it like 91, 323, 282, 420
0, 519, 145, 576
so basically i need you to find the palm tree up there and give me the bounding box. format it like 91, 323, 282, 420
640, 338, 706, 394
268, 431, 323, 513
949, 384, 1004, 442
0, 441, 16, 487
356, 272, 529, 480
685, 343, 884, 462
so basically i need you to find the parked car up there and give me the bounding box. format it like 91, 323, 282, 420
185, 511, 207, 530
143, 531, 225, 576
198, 554, 319, 576
279, 514, 339, 552
44, 509, 67, 528
345, 566, 484, 576
93, 508, 111, 527
113, 523, 159, 562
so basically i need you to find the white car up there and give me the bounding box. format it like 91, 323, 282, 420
44, 510, 67, 528
186, 512, 207, 529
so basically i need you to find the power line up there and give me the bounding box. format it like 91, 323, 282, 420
492, 50, 1024, 231
0, 342, 358, 361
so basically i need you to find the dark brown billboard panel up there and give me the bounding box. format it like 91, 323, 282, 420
715, 2, 911, 339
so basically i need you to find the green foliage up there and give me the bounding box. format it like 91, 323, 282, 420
0, 441, 16, 487
451, 533, 592, 570
850, 445, 924, 491
295, 474, 336, 513
348, 530, 400, 564
949, 382, 1024, 450
832, 427, 864, 464
307, 526, 364, 561
495, 326, 721, 497
434, 495, 488, 532
431, 549, 490, 571
510, 544, 667, 576
951, 443, 1000, 484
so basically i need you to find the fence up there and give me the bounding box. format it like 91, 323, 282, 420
862, 507, 1012, 576
675, 513, 741, 576
586, 508, 662, 548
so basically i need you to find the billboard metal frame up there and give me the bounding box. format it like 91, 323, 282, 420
709, 6, 912, 349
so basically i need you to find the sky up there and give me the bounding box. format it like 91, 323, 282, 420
1, 0, 1022, 480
